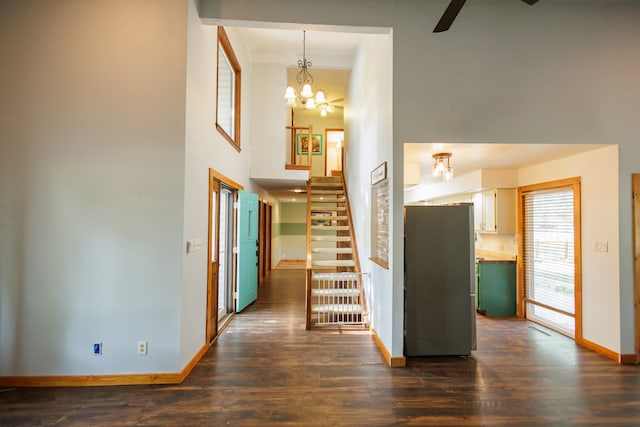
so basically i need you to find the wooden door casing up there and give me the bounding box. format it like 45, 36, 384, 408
207, 177, 220, 343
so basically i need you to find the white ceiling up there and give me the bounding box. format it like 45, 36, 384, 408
404, 143, 611, 185
232, 27, 365, 68
231, 27, 612, 201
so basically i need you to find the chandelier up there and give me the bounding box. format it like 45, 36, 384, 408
284, 31, 327, 112
432, 152, 453, 180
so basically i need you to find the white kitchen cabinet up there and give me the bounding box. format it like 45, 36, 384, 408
472, 192, 484, 232
473, 189, 516, 234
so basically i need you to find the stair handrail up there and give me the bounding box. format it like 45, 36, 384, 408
305, 177, 313, 329
284, 110, 313, 173
341, 173, 369, 327
341, 174, 361, 273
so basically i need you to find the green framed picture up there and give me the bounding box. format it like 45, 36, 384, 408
296, 133, 323, 156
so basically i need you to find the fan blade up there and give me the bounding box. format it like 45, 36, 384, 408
521, 0, 539, 5
433, 0, 467, 33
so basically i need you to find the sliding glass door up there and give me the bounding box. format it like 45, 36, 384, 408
519, 178, 582, 338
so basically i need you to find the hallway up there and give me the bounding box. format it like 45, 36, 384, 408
1, 269, 640, 425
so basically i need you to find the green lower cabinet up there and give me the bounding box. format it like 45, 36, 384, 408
477, 261, 516, 316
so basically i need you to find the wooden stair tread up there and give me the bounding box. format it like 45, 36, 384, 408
311, 225, 350, 231
311, 206, 347, 211
310, 176, 342, 183
312, 260, 356, 267
312, 247, 353, 254
311, 190, 344, 195
310, 184, 342, 189
310, 197, 345, 202
311, 236, 352, 242
310, 215, 348, 221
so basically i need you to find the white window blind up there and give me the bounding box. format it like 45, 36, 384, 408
522, 187, 575, 326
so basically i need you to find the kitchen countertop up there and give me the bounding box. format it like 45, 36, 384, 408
475, 249, 517, 263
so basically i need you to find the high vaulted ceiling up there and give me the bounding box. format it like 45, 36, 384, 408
229, 26, 615, 201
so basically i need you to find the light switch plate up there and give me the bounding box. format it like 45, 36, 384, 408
593, 241, 608, 252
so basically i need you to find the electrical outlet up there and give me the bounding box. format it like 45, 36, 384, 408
137, 341, 148, 355
93, 341, 102, 355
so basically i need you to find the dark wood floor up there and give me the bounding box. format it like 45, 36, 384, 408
1, 269, 639, 426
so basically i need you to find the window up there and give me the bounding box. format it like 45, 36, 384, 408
216, 27, 241, 151
518, 178, 582, 339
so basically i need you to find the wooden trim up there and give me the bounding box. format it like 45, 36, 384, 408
306, 179, 312, 270
266, 204, 272, 272
307, 124, 313, 179
523, 298, 575, 318
286, 124, 311, 166
0, 343, 210, 387
210, 169, 243, 191
258, 200, 266, 284
517, 187, 525, 319
0, 373, 182, 388
632, 174, 640, 363
371, 327, 406, 368
206, 172, 220, 343
216, 26, 241, 151
518, 176, 582, 193
305, 178, 313, 330
369, 257, 389, 269
178, 342, 210, 382
619, 354, 637, 364
517, 177, 582, 344
573, 179, 583, 345
305, 268, 312, 330
581, 338, 618, 362
285, 164, 310, 171
341, 173, 361, 273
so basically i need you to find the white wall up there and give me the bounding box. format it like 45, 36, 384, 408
275, 202, 307, 261
345, 33, 396, 354
249, 62, 308, 183
181, 1, 276, 367
0, 0, 188, 375
518, 146, 620, 352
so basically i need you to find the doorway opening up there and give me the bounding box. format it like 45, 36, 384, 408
325, 129, 344, 177
207, 169, 243, 344
518, 177, 582, 340
218, 185, 235, 329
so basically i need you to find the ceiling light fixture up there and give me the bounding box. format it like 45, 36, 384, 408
284, 31, 335, 117
432, 152, 453, 181
284, 31, 316, 107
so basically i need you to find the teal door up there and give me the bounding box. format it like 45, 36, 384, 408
236, 190, 259, 312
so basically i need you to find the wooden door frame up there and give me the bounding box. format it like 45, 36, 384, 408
206, 178, 220, 343
258, 199, 266, 284
517, 177, 582, 343
632, 174, 640, 363
206, 169, 243, 344
266, 203, 272, 273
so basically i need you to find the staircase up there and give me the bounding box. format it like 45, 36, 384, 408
305, 176, 367, 329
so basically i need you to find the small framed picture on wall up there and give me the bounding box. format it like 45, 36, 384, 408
296, 134, 323, 156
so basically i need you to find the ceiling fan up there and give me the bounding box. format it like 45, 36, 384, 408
433, 0, 539, 33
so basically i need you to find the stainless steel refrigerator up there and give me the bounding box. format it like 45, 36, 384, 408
404, 204, 477, 356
